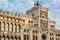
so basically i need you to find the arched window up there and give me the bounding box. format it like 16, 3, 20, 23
9, 23, 13, 32
6, 36, 9, 40
28, 20, 30, 23
31, 21, 33, 23
32, 14, 34, 18
2, 35, 5, 40
17, 24, 21, 32
14, 36, 17, 40
23, 20, 25, 22
5, 22, 9, 31
10, 36, 13, 40
15, 24, 17, 32
2, 22, 5, 27
1, 22, 5, 31
0, 35, 1, 40
11, 23, 13, 32
13, 23, 16, 32
18, 37, 21, 40
0, 21, 1, 30
24, 35, 29, 40
7, 22, 9, 26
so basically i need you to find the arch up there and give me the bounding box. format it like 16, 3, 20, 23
6, 35, 9, 40
18, 24, 21, 32
2, 35, 5, 38
15, 24, 17, 32
14, 36, 17, 38
7, 22, 9, 26
9, 23, 13, 32
10, 36, 13, 40
2, 21, 5, 31
6, 22, 9, 31
3, 21, 5, 25
28, 20, 30, 23
10, 36, 13, 38
18, 37, 20, 39
6, 35, 9, 38
0, 35, 1, 37
0, 21, 1, 24
2, 21, 5, 27
11, 23, 13, 31
0, 35, 1, 40
15, 24, 17, 27
0, 21, 1, 30
14, 36, 17, 40
15, 36, 17, 38
11, 23, 13, 27
2, 35, 5, 40
18, 37, 21, 40
18, 24, 21, 27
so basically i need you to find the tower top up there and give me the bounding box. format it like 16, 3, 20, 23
34, 1, 41, 7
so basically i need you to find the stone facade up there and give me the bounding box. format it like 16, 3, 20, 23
0, 1, 60, 40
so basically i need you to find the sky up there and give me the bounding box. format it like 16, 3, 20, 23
0, 0, 60, 29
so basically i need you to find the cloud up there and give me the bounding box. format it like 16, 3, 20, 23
0, 0, 9, 9
0, 0, 35, 13
0, 0, 60, 29
40, 0, 60, 29
48, 9, 60, 29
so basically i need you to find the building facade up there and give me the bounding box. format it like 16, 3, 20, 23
0, 1, 60, 40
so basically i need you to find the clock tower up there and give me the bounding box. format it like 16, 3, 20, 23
26, 1, 49, 40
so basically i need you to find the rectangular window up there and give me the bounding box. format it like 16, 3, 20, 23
36, 36, 37, 40
33, 35, 35, 40
24, 35, 29, 40
24, 35, 26, 40
33, 35, 37, 40
24, 29, 26, 32
27, 35, 29, 40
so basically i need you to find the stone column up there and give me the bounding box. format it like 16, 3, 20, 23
1, 21, 2, 31
30, 29, 33, 40
0, 21, 1, 31
21, 28, 24, 40
38, 29, 41, 40
54, 33, 55, 40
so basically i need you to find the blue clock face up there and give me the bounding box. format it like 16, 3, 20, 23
42, 34, 46, 39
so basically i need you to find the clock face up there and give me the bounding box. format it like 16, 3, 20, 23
42, 34, 46, 40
